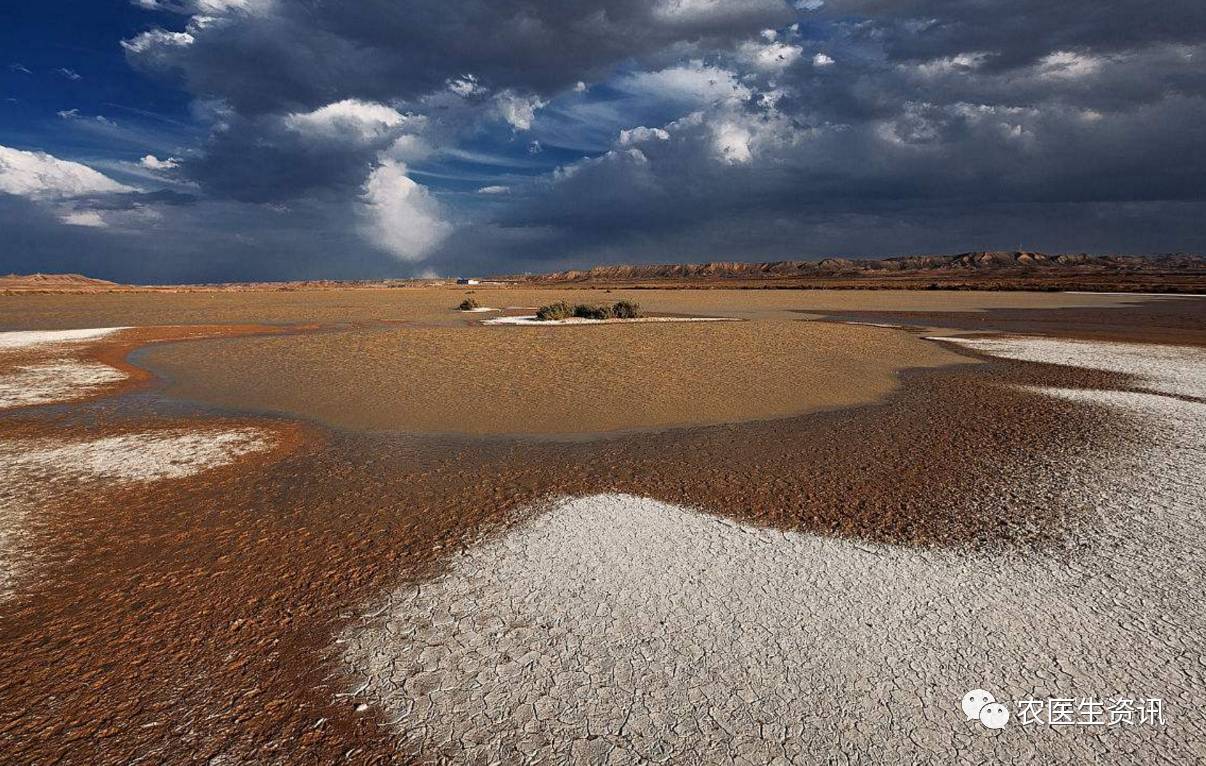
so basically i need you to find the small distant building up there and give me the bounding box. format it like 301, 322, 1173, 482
456, 278, 480, 285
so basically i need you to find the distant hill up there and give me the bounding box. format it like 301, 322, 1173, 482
529, 252, 1206, 284
0, 273, 127, 292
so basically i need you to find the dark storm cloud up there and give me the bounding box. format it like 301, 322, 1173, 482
820, 0, 1206, 68
125, 0, 793, 114
429, 198, 1206, 277
415, 0, 1206, 274
0, 192, 404, 283
182, 113, 384, 203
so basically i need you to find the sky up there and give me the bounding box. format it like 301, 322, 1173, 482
1, 0, 1205, 283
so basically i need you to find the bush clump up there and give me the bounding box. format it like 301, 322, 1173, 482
572, 304, 613, 320
610, 300, 641, 319
535, 301, 575, 321
533, 300, 644, 321
457, 297, 480, 310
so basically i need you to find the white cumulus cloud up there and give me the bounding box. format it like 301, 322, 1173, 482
360, 160, 451, 261
0, 145, 134, 200
618, 126, 671, 146
140, 154, 181, 170
493, 90, 547, 131
283, 99, 408, 143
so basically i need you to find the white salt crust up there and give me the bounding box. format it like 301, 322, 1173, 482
343, 338, 1206, 763
483, 315, 739, 326
0, 360, 128, 410
0, 327, 128, 350
932, 335, 1206, 399
0, 327, 134, 410
0, 428, 274, 599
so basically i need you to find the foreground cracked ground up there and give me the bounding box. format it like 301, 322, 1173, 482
341, 338, 1206, 764
0, 290, 1203, 763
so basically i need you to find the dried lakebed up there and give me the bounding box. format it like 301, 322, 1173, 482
342, 336, 1206, 764
2, 295, 1204, 764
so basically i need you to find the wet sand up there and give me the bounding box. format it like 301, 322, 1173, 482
50, 286, 1171, 436
141, 320, 965, 435
0, 289, 1203, 763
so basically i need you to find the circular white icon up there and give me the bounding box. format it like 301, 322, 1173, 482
962, 689, 995, 720
979, 701, 1010, 730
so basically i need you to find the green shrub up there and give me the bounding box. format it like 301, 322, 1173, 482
535, 301, 574, 321
611, 300, 641, 319
457, 297, 480, 310
572, 303, 613, 320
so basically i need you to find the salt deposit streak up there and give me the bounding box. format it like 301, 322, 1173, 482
0, 327, 128, 350
933, 335, 1206, 399
345, 339, 1206, 764
0, 428, 275, 599
483, 315, 739, 326
0, 428, 274, 482
0, 360, 127, 409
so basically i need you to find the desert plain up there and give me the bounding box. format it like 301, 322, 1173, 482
1, 285, 1204, 763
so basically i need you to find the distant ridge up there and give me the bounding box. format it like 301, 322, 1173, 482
0, 273, 126, 292
529, 252, 1206, 283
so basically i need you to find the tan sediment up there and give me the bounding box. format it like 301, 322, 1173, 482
142, 319, 968, 435
0, 285, 1168, 329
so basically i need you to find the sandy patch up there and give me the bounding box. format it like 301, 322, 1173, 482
460, 307, 500, 313
0, 427, 276, 600
482, 315, 739, 326
342, 338, 1206, 763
